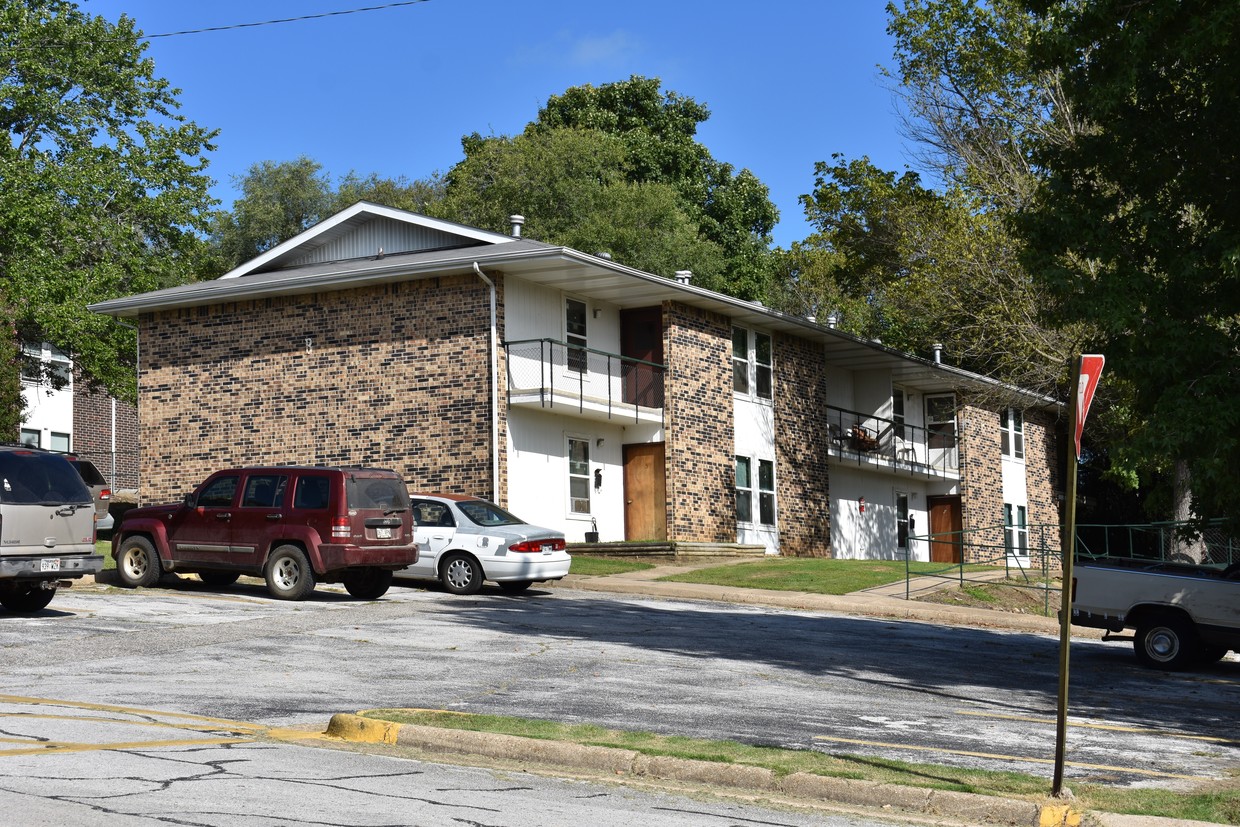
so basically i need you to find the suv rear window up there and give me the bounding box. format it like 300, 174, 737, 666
0, 451, 92, 504
347, 476, 409, 511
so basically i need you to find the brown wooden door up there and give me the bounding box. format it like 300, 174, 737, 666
620, 307, 663, 407
623, 442, 666, 541
927, 495, 963, 563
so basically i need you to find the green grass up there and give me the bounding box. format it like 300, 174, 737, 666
96, 539, 115, 570
569, 555, 657, 576
658, 558, 988, 595
361, 709, 1240, 823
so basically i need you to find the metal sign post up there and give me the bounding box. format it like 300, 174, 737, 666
1052, 354, 1104, 796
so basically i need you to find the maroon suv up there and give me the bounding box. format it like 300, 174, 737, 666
112, 466, 417, 600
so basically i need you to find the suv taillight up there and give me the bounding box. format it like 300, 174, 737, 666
100, 488, 111, 501
509, 538, 565, 553
331, 516, 351, 538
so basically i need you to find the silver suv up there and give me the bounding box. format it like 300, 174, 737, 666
0, 446, 102, 613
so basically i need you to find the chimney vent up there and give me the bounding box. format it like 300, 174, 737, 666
825, 312, 840, 329
673, 270, 692, 285
932, 343, 944, 364
509, 215, 525, 238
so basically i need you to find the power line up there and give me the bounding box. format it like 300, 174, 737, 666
144, 0, 432, 39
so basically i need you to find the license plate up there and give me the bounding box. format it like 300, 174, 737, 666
375, 527, 392, 539
541, 544, 554, 554
40, 558, 60, 572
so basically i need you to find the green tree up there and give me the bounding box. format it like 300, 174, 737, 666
1020, 0, 1240, 523
0, 0, 217, 406
443, 76, 778, 299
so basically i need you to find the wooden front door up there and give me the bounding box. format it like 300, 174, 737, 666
623, 442, 666, 541
620, 307, 664, 407
927, 495, 963, 563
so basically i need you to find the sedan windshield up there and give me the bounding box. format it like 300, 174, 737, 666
456, 499, 525, 527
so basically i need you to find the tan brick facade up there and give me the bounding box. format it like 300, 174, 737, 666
773, 333, 831, 556
959, 402, 1062, 566
138, 275, 497, 503
663, 302, 735, 543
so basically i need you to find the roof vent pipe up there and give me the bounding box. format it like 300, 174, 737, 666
673, 270, 692, 285
509, 215, 525, 238
825, 312, 840, 329
932, 343, 943, 364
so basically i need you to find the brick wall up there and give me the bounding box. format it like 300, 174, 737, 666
71, 371, 140, 490
663, 302, 735, 543
774, 334, 831, 556
960, 401, 1062, 566
137, 275, 495, 503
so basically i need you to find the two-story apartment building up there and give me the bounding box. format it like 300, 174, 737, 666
90, 202, 1061, 562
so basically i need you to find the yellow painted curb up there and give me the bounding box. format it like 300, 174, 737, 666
325, 713, 401, 745
1040, 804, 1082, 827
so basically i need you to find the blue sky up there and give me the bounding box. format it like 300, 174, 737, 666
82, 0, 914, 248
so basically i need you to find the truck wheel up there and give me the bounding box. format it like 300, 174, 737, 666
264, 545, 315, 601
117, 536, 161, 588
342, 567, 393, 600
0, 583, 55, 613
1134, 615, 1200, 670
440, 553, 483, 595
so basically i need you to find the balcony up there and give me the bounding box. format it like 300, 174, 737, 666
827, 405, 959, 479
505, 339, 666, 425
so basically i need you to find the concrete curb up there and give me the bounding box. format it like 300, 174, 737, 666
325, 713, 1050, 826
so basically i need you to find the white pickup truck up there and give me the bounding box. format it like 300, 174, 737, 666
1071, 558, 1240, 670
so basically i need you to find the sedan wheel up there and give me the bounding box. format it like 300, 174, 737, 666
440, 553, 483, 595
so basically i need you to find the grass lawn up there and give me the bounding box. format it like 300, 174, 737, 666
658, 557, 988, 595
96, 539, 115, 570
363, 709, 1240, 824
569, 556, 657, 576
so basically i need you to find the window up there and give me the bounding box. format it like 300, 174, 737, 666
731, 327, 749, 393
892, 390, 906, 440
19, 429, 39, 448
568, 437, 591, 514
732, 327, 773, 401
896, 492, 910, 552
758, 459, 775, 525
735, 456, 752, 522
926, 395, 957, 448
1000, 408, 1025, 459
50, 432, 70, 453
1004, 504, 1028, 556
736, 456, 776, 526
242, 474, 287, 508
197, 475, 239, 508
294, 476, 331, 510
21, 342, 71, 387
566, 297, 588, 373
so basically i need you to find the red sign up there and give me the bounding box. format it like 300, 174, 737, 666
1074, 355, 1105, 458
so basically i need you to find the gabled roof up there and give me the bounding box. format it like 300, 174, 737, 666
89, 203, 1059, 408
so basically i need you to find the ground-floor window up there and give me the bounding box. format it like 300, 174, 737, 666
1004, 503, 1028, 556
736, 456, 775, 526
568, 436, 591, 514
895, 491, 910, 553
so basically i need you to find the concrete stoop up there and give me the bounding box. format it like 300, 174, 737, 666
325, 713, 1056, 826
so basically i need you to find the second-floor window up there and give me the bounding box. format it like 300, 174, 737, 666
1000, 408, 1025, 459
732, 327, 772, 401
565, 297, 588, 373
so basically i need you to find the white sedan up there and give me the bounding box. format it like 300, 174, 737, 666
396, 494, 570, 594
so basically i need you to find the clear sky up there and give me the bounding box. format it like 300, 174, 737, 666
81, 0, 914, 248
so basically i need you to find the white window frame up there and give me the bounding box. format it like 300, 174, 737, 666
566, 434, 592, 517
731, 326, 773, 403
1000, 408, 1025, 460
564, 296, 589, 375
757, 458, 775, 526
736, 455, 776, 527
735, 456, 753, 523
1004, 503, 1028, 558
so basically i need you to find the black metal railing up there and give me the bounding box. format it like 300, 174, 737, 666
826, 405, 958, 476
505, 339, 666, 422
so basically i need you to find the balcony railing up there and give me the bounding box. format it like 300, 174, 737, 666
505, 339, 666, 424
826, 405, 959, 478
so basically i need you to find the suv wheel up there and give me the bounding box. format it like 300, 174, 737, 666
0, 583, 56, 613
264, 545, 315, 601
117, 537, 161, 588
342, 567, 393, 600
440, 552, 483, 595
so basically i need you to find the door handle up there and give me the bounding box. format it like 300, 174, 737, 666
216, 512, 231, 519
266, 513, 282, 520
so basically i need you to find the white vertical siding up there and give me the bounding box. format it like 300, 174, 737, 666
289, 222, 466, 265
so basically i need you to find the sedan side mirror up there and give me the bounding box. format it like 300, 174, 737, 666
183, 493, 196, 508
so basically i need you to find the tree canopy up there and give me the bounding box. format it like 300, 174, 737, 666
1, 0, 217, 405
439, 76, 778, 299
1019, 0, 1240, 522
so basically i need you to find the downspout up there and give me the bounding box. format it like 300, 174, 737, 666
472, 262, 500, 502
